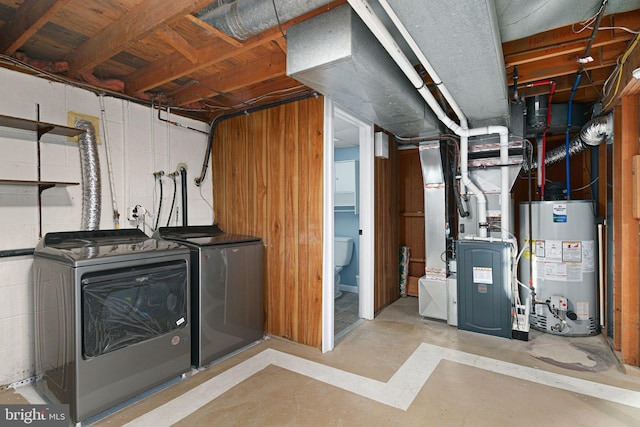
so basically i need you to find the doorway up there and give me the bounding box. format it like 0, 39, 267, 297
322, 99, 374, 352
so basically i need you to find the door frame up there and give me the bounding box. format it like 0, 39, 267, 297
322, 99, 374, 353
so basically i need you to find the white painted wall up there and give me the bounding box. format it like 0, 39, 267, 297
0, 67, 213, 386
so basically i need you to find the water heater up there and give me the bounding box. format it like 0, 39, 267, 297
519, 201, 598, 336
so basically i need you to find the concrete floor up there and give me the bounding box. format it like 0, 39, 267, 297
3, 296, 640, 426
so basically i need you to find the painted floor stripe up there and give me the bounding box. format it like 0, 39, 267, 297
124, 342, 640, 426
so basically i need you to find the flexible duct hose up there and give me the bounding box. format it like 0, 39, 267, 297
76, 119, 101, 231
523, 115, 612, 172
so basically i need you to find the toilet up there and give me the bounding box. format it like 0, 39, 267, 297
334, 236, 354, 299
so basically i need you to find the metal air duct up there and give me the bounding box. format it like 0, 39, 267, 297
75, 119, 101, 231
287, 5, 440, 137
385, 0, 509, 128
196, 0, 333, 40
525, 114, 612, 171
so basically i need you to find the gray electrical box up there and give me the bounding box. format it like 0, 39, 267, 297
456, 240, 512, 338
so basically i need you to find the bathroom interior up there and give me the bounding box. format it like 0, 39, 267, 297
333, 116, 361, 336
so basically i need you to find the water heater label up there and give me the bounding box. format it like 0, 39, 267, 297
582, 240, 595, 272
553, 203, 567, 222
562, 241, 582, 262
577, 301, 589, 320
473, 267, 493, 284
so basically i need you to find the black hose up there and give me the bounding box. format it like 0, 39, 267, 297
167, 174, 177, 227
194, 91, 319, 186
154, 174, 163, 230
0, 248, 34, 258
180, 166, 188, 226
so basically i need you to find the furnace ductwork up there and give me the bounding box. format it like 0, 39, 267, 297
75, 119, 101, 231
525, 114, 612, 172
197, 0, 333, 40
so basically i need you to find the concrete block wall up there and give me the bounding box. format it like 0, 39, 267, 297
0, 67, 213, 386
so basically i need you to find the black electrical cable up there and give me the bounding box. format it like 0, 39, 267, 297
195, 92, 318, 186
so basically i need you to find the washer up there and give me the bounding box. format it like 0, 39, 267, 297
157, 225, 263, 367
34, 229, 191, 424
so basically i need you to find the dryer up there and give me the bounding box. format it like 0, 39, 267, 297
34, 229, 191, 424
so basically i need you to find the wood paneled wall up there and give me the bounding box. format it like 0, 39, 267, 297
374, 133, 399, 313
212, 96, 324, 348
613, 95, 640, 365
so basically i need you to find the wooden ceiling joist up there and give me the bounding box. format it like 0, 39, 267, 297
66, 0, 213, 76
508, 41, 627, 85
502, 9, 640, 57
0, 0, 72, 55
505, 29, 634, 68
124, 0, 345, 95
157, 26, 199, 64
512, 67, 611, 94
173, 51, 287, 106
183, 14, 243, 48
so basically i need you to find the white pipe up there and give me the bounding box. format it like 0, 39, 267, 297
377, 0, 467, 129
598, 223, 605, 328
348, 0, 512, 238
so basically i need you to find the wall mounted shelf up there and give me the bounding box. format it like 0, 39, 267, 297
0, 110, 84, 239
0, 114, 85, 138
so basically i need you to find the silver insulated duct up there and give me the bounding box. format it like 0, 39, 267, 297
384, 0, 509, 127
287, 5, 439, 137
75, 119, 101, 231
525, 114, 612, 171
196, 0, 333, 40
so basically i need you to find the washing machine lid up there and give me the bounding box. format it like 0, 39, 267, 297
157, 225, 261, 247
35, 229, 187, 265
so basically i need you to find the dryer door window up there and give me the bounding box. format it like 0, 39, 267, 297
81, 261, 188, 359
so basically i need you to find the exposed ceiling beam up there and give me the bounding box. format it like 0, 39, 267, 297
66, 0, 213, 75
505, 30, 634, 68
183, 14, 243, 47
0, 0, 72, 55
124, 0, 345, 95
173, 51, 287, 105
502, 10, 640, 57
157, 26, 199, 63
602, 37, 640, 111
125, 29, 277, 95
512, 67, 612, 94
508, 41, 627, 85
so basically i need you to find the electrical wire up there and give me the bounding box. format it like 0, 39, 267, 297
99, 94, 121, 228
603, 33, 640, 110
573, 176, 599, 192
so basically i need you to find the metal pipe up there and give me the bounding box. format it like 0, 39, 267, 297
75, 119, 101, 231
524, 80, 555, 198
180, 165, 188, 226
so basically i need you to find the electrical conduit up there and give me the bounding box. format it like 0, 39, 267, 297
349, 0, 511, 239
